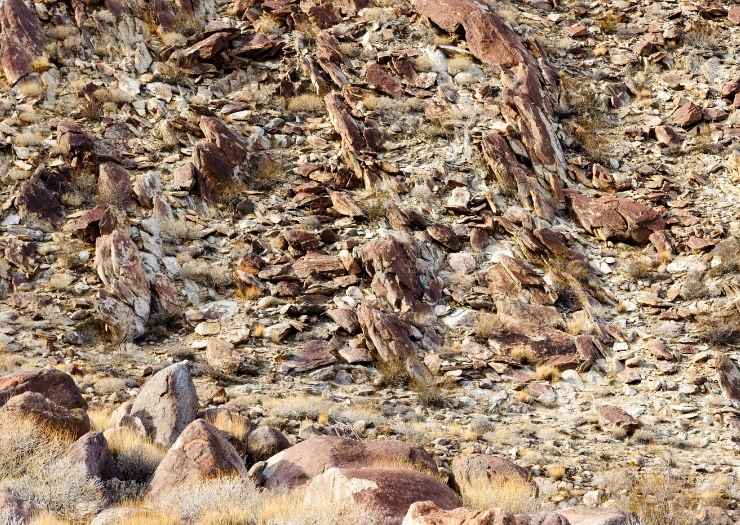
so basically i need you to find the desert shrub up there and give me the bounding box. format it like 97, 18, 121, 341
106, 427, 167, 483
624, 472, 697, 525
459, 474, 540, 514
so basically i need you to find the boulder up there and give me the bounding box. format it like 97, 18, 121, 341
130, 362, 198, 447
65, 432, 114, 479
0, 367, 86, 409
451, 454, 536, 496
205, 338, 245, 375
246, 426, 290, 462
305, 467, 461, 525
98, 162, 133, 210
1, 392, 90, 438
257, 436, 438, 490
147, 419, 247, 499
0, 0, 45, 84
597, 406, 639, 437
403, 501, 571, 525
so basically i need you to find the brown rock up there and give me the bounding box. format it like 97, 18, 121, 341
450, 453, 536, 497
258, 435, 437, 490
329, 190, 365, 218
366, 63, 404, 97
427, 224, 461, 251
129, 361, 198, 448
721, 78, 740, 99
293, 252, 345, 279
671, 101, 703, 128
200, 116, 248, 167
66, 432, 114, 479
360, 236, 423, 311
0, 0, 45, 84
17, 172, 65, 229
0, 367, 86, 409
2, 392, 90, 438
597, 405, 639, 437
566, 191, 664, 244
729, 6, 740, 25
172, 162, 197, 190
280, 339, 338, 374
246, 426, 290, 462
327, 308, 360, 334
654, 125, 682, 146
403, 501, 572, 525
305, 467, 461, 525
98, 162, 133, 210
206, 338, 245, 375
94, 228, 151, 339
147, 419, 248, 499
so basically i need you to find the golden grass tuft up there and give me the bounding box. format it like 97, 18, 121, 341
286, 94, 325, 113
460, 475, 540, 514
31, 56, 51, 73
446, 54, 474, 75
625, 472, 698, 525
511, 346, 538, 365
205, 411, 251, 443
88, 406, 113, 432
534, 365, 560, 382
106, 427, 167, 482
475, 312, 506, 340
546, 464, 566, 480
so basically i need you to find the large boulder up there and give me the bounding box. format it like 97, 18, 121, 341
451, 454, 537, 497
306, 467, 461, 525
130, 362, 198, 447
65, 432, 114, 479
1, 391, 90, 438
0, 0, 45, 84
147, 419, 247, 499
403, 501, 571, 525
246, 426, 290, 462
0, 367, 86, 409
256, 436, 438, 490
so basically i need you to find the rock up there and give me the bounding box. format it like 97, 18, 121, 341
566, 191, 665, 244
0, 367, 86, 409
94, 228, 151, 340
280, 339, 338, 374
717, 355, 740, 408
246, 426, 290, 462
0, 0, 45, 84
357, 302, 434, 386
427, 224, 461, 251
597, 405, 639, 437
327, 308, 360, 334
98, 162, 133, 210
558, 507, 635, 525
402, 501, 571, 525
654, 125, 682, 146
147, 419, 248, 499
730, 6, 740, 25
205, 338, 245, 375
129, 361, 198, 447
360, 236, 425, 311
258, 436, 437, 490
306, 467, 461, 524
65, 432, 114, 479
671, 101, 703, 128
450, 453, 536, 496
1, 391, 90, 438
366, 63, 403, 97
329, 190, 365, 218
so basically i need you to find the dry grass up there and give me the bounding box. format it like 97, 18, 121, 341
624, 256, 655, 280
205, 411, 251, 443
261, 394, 334, 422
29, 513, 72, 525
534, 365, 560, 382
460, 475, 540, 514
511, 346, 538, 365
286, 94, 324, 113
180, 258, 233, 289
545, 464, 566, 481
446, 54, 474, 75
88, 406, 113, 432
257, 487, 382, 525
14, 131, 44, 147
475, 312, 506, 340
624, 472, 698, 525
106, 427, 167, 483
156, 477, 258, 523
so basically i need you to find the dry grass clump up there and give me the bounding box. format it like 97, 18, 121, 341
205, 411, 251, 443
180, 258, 233, 289
446, 54, 474, 75
286, 94, 325, 113
0, 414, 74, 480
262, 394, 334, 422
534, 365, 560, 382
156, 477, 258, 523
257, 487, 382, 525
545, 464, 566, 481
624, 472, 698, 525
511, 346, 538, 365
475, 312, 506, 339
624, 255, 656, 280
88, 406, 113, 432
460, 475, 540, 514
106, 427, 167, 483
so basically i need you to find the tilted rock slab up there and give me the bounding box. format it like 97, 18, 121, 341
0, 0, 45, 84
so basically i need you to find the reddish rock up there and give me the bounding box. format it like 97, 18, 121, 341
450, 454, 536, 496
721, 78, 740, 99
0, 367, 86, 409
0, 0, 45, 84
597, 405, 639, 437
199, 116, 248, 167
98, 162, 133, 210
280, 339, 338, 374
327, 308, 360, 334
649, 230, 673, 260
671, 101, 703, 128
360, 237, 423, 311
172, 162, 197, 190
427, 224, 462, 251
729, 6, 740, 25
17, 172, 65, 229
94, 228, 151, 339
566, 23, 588, 38
329, 190, 365, 218
66, 432, 114, 479
293, 252, 345, 279
306, 467, 461, 525
654, 125, 682, 146
566, 191, 664, 244
147, 419, 248, 499
130, 361, 198, 447
366, 63, 404, 97
257, 435, 437, 490
2, 392, 90, 438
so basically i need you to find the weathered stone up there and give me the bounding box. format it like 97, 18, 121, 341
293, 252, 345, 279
360, 237, 423, 311
1, 392, 90, 438
129, 362, 198, 447
205, 338, 245, 375
148, 419, 247, 499
671, 101, 703, 128
305, 467, 461, 525
65, 432, 114, 479
366, 63, 403, 97
94, 228, 151, 339
246, 426, 290, 462
257, 435, 437, 490
597, 405, 639, 437
329, 190, 365, 217
327, 308, 360, 334
0, 367, 86, 409
98, 162, 133, 210
450, 453, 536, 496
403, 501, 572, 525
558, 507, 635, 525
280, 339, 338, 374
0, 0, 45, 84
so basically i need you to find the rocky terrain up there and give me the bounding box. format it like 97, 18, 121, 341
0, 0, 739, 523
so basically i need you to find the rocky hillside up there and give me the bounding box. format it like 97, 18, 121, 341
0, 0, 739, 523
